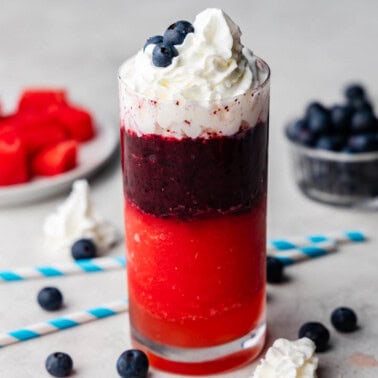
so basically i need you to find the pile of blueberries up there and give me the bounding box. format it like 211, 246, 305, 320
287, 84, 378, 201
267, 256, 359, 353
144, 20, 194, 67
287, 84, 378, 153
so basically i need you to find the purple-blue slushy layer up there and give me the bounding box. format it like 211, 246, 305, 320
121, 122, 268, 219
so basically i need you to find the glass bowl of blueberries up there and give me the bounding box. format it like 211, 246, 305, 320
286, 84, 378, 208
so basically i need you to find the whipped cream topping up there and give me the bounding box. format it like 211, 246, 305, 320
120, 8, 255, 101
252, 338, 319, 378
43, 180, 119, 256
119, 9, 269, 139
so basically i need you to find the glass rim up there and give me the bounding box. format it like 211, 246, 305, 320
118, 54, 271, 104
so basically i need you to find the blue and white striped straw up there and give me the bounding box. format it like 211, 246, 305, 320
268, 240, 338, 265
0, 299, 128, 348
0, 231, 366, 283
0, 256, 126, 283
267, 230, 366, 252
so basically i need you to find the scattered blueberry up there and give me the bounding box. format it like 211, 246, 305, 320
345, 83, 365, 101
45, 352, 73, 377
71, 238, 97, 260
347, 133, 378, 153
315, 135, 344, 151
152, 43, 178, 67
267, 256, 284, 283
144, 35, 163, 51
37, 287, 63, 311
331, 307, 358, 332
298, 322, 330, 352
117, 349, 149, 378
163, 20, 194, 45
350, 111, 376, 134
330, 105, 352, 130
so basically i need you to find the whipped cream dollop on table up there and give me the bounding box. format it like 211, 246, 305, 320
43, 180, 119, 256
121, 8, 255, 101
251, 338, 319, 378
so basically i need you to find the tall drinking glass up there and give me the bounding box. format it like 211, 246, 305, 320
119, 57, 270, 375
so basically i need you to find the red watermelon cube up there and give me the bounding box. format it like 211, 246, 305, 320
0, 132, 29, 186
55, 106, 95, 142
18, 89, 67, 112
32, 140, 78, 176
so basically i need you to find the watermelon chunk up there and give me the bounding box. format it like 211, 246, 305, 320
32, 140, 78, 176
18, 89, 67, 112
0, 113, 69, 156
55, 106, 95, 142
0, 132, 29, 186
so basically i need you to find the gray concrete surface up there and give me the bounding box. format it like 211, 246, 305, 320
0, 0, 377, 376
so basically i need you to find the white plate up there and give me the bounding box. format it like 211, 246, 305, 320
0, 121, 119, 207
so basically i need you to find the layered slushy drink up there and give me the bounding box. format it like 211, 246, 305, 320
119, 8, 270, 374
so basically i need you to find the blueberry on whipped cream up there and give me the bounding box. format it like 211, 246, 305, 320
144, 20, 193, 67
122, 8, 258, 102
143, 35, 163, 51
163, 20, 194, 45
152, 43, 178, 67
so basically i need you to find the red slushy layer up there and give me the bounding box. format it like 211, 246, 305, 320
125, 195, 266, 348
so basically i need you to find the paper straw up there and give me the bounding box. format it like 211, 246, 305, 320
0, 299, 128, 348
267, 230, 366, 252
268, 241, 338, 265
0, 256, 126, 283
0, 231, 365, 284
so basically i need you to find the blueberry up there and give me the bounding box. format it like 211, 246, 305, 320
315, 135, 345, 151
38, 287, 63, 311
287, 119, 307, 140
305, 102, 327, 120
287, 119, 317, 146
306, 105, 330, 135
116, 349, 149, 378
350, 111, 376, 134
331, 307, 358, 332
45, 352, 73, 377
71, 238, 97, 260
152, 43, 178, 67
345, 83, 365, 100
349, 97, 374, 113
308, 112, 330, 134
298, 129, 317, 146
267, 256, 284, 283
347, 133, 378, 153
298, 322, 330, 352
330, 105, 352, 130
143, 35, 163, 51
163, 20, 194, 45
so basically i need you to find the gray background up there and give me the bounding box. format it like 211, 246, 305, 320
0, 0, 377, 377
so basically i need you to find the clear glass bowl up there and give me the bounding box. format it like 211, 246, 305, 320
286, 131, 378, 208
